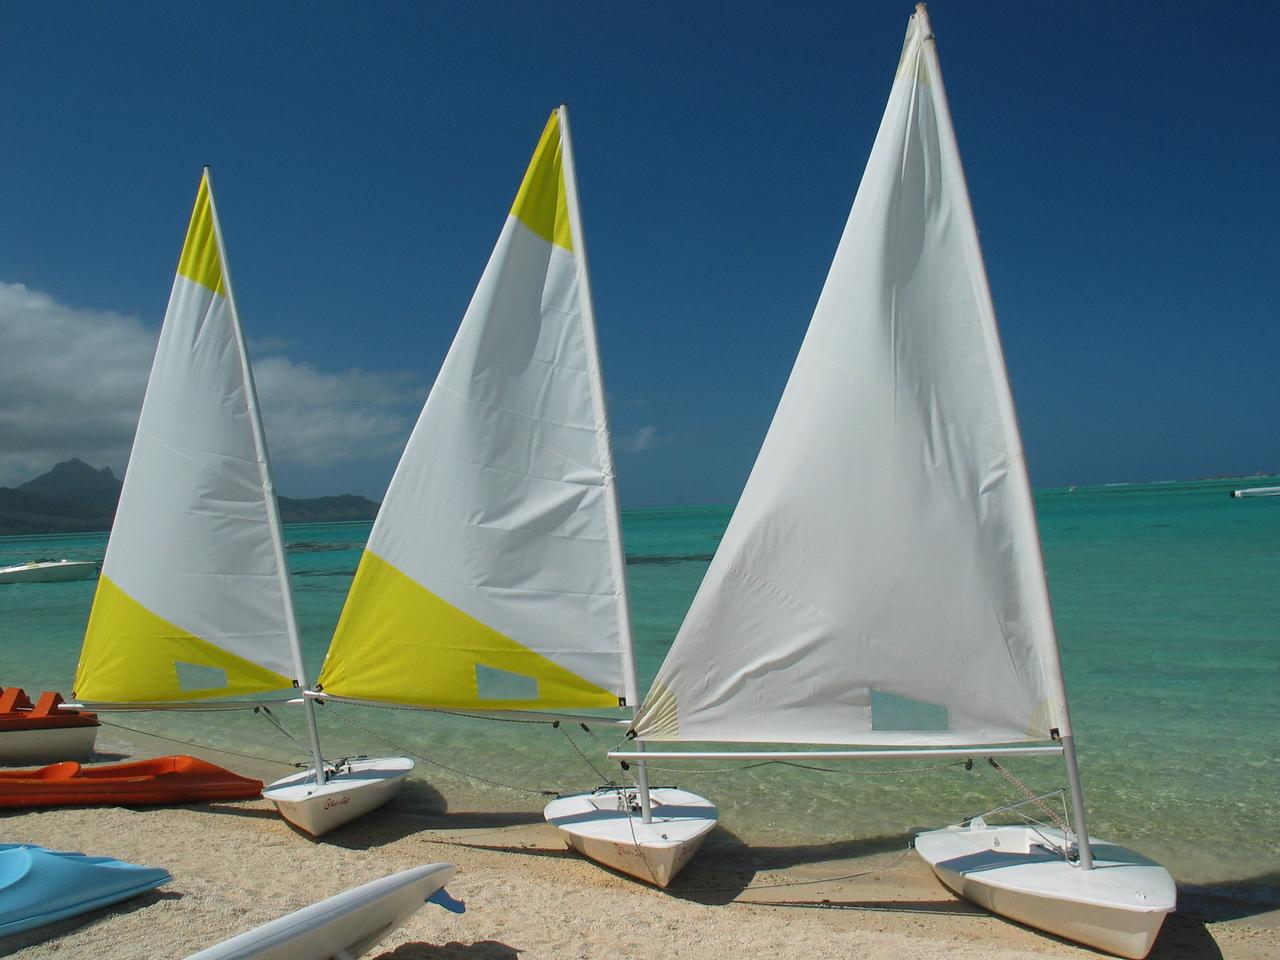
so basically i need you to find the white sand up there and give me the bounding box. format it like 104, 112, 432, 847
1, 733, 1275, 959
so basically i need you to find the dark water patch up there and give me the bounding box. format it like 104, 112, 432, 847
286, 541, 363, 554
627, 552, 715, 566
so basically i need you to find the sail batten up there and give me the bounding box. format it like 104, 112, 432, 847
74, 171, 301, 703
631, 11, 1068, 747
318, 107, 633, 711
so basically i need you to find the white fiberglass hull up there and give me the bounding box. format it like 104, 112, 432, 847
915, 824, 1175, 959
544, 787, 718, 887
184, 862, 459, 960
263, 757, 413, 837
0, 725, 98, 765
0, 560, 99, 585
1231, 485, 1280, 498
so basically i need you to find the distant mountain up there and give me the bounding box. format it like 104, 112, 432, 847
0, 485, 114, 536
277, 494, 379, 524
0, 459, 379, 536
18, 458, 121, 513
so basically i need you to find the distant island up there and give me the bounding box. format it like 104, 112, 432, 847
0, 458, 380, 536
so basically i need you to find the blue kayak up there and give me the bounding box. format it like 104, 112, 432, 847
0, 844, 171, 936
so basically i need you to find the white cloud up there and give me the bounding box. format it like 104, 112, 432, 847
0, 281, 424, 488
253, 357, 422, 466
616, 425, 661, 453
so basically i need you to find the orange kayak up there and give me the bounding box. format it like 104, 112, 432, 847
0, 755, 263, 807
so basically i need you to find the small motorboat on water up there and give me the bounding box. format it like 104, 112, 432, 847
0, 843, 170, 936
0, 559, 99, 585
0, 688, 99, 765
0, 755, 262, 807
1230, 485, 1280, 498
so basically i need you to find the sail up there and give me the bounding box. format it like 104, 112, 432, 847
632, 11, 1070, 746
74, 171, 299, 702
317, 108, 633, 711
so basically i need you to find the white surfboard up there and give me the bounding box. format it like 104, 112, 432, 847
184, 863, 463, 960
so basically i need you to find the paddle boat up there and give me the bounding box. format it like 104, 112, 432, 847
0, 843, 170, 936
0, 688, 99, 764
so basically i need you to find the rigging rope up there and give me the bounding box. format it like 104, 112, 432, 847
327, 704, 559, 797
254, 705, 313, 758
985, 757, 1072, 835
555, 722, 615, 786
97, 718, 295, 766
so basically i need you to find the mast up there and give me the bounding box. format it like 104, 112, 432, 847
556, 105, 652, 823
913, 3, 1091, 867
205, 168, 328, 788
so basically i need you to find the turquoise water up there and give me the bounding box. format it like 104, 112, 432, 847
1, 479, 1277, 889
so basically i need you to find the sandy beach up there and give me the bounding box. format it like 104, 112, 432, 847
2, 725, 1275, 960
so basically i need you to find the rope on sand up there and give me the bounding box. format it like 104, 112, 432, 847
96, 717, 296, 766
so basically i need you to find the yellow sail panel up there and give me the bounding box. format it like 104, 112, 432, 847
319, 550, 618, 709
509, 110, 573, 252
75, 574, 293, 702
176, 172, 226, 295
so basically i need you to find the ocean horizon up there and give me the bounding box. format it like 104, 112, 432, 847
2, 476, 1277, 899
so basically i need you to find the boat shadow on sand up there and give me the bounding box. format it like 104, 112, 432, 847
378, 941, 521, 959
0, 889, 181, 957
274, 779, 550, 851
662, 828, 926, 906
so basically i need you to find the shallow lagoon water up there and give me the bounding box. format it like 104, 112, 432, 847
1, 478, 1276, 894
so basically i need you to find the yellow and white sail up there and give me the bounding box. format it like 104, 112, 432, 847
318, 107, 634, 711
75, 171, 300, 702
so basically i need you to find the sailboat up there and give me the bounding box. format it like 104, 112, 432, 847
609, 5, 1175, 956
73, 170, 411, 835
312, 106, 717, 885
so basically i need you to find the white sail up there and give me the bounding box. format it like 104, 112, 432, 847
632, 10, 1070, 746
317, 107, 634, 711
75, 171, 300, 702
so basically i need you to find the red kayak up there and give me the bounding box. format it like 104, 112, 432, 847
0, 755, 263, 807
0, 688, 100, 765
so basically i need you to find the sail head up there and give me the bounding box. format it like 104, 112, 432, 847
632, 12, 1070, 746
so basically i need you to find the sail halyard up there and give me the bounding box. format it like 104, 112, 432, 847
629, 8, 1071, 751
556, 103, 654, 821
74, 171, 303, 706
203, 169, 328, 784
316, 110, 635, 716
556, 104, 639, 708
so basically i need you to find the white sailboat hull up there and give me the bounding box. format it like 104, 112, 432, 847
184, 862, 457, 960
0, 725, 98, 765
544, 787, 718, 887
264, 757, 413, 837
915, 825, 1175, 959
0, 560, 99, 584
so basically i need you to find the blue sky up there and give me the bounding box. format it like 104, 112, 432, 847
2, 2, 1276, 505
